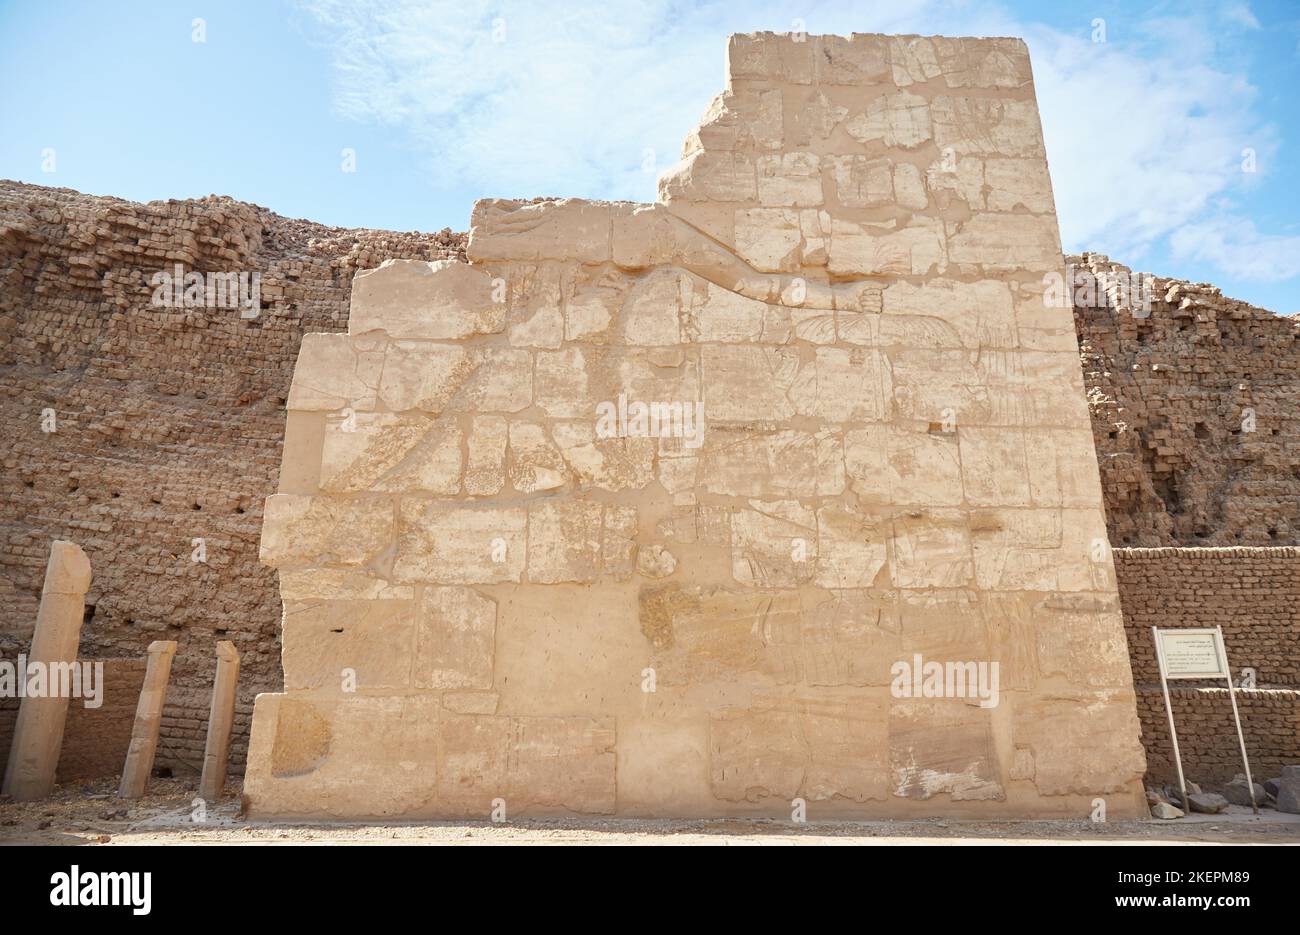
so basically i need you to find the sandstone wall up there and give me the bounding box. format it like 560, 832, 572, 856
1113, 546, 1300, 785
0, 181, 464, 776
244, 32, 1149, 820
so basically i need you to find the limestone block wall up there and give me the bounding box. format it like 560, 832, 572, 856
244, 32, 1148, 819
1114, 547, 1300, 784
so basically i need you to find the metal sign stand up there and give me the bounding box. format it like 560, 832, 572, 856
1152, 625, 1258, 816
1219, 628, 1260, 815
1152, 627, 1190, 815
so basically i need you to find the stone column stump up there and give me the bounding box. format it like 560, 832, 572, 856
199, 641, 240, 801
117, 640, 178, 799
2, 540, 92, 801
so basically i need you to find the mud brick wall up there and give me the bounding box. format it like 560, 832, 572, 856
0, 657, 145, 781
1136, 688, 1300, 786
0, 180, 464, 776
156, 684, 251, 775
1074, 252, 1299, 548
1115, 547, 1300, 687
55, 658, 147, 780
1115, 546, 1300, 786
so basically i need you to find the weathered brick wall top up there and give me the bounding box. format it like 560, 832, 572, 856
1074, 252, 1299, 548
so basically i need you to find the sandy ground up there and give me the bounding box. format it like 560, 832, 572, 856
3, 778, 1299, 845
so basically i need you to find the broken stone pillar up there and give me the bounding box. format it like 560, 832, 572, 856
199, 641, 240, 801
2, 540, 92, 801
117, 640, 178, 799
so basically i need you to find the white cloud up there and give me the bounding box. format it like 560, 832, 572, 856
298, 0, 724, 200
297, 0, 1288, 288
295, 0, 1016, 199
1026, 21, 1273, 262
1221, 2, 1261, 30
1170, 216, 1300, 282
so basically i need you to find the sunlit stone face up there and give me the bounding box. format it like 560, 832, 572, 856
243, 31, 1146, 820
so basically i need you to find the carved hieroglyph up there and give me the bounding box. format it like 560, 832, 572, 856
244, 32, 1147, 819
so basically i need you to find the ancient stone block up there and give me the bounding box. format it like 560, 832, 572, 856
731, 500, 817, 588
686, 279, 793, 344
244, 694, 441, 818
959, 426, 1031, 506
711, 695, 890, 803
947, 214, 1063, 274
1033, 593, 1133, 689
245, 30, 1146, 821
393, 502, 526, 583
619, 269, 687, 345
890, 510, 974, 589
757, 153, 823, 207
845, 90, 932, 148
465, 415, 508, 496
814, 505, 888, 588
827, 216, 947, 276
845, 425, 963, 507
277, 570, 413, 602
969, 508, 1111, 592
1014, 691, 1147, 796
468, 199, 612, 263
697, 427, 844, 499
551, 422, 656, 491
701, 345, 796, 422
350, 259, 504, 339
282, 600, 416, 691
889, 701, 1004, 801
376, 342, 472, 412
507, 422, 568, 493
415, 587, 497, 691
319, 413, 463, 494
533, 346, 595, 418
789, 347, 892, 421
931, 96, 1044, 157
260, 495, 393, 569
287, 333, 385, 411
615, 718, 711, 814
526, 500, 635, 583
881, 278, 1017, 349
436, 714, 617, 815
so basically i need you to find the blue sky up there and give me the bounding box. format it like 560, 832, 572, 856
2, 0, 1297, 314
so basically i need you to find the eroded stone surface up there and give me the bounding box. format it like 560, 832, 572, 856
247, 31, 1146, 820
